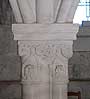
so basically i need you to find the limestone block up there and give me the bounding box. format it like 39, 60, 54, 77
0, 84, 22, 99
0, 26, 17, 55
0, 55, 21, 81
12, 24, 78, 40
69, 52, 90, 79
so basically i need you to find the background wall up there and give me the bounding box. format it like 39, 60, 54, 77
0, 0, 15, 25
68, 22, 90, 99
0, 0, 22, 99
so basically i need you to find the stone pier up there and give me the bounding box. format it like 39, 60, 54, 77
9, 0, 79, 99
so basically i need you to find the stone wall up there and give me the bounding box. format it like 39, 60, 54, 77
0, 25, 22, 99
0, 0, 22, 99
68, 52, 90, 99
0, 0, 15, 25
68, 22, 90, 99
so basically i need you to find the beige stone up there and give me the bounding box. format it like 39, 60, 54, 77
10, 0, 79, 99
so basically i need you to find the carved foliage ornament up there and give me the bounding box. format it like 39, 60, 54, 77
18, 41, 72, 82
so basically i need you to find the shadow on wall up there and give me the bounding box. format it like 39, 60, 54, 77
68, 21, 90, 99
0, 0, 15, 25
0, 0, 22, 99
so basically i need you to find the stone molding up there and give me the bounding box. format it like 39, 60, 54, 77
12, 24, 79, 40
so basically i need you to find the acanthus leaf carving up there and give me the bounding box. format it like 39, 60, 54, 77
18, 41, 72, 83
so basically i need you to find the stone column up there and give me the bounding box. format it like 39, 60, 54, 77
12, 24, 79, 99
10, 0, 79, 99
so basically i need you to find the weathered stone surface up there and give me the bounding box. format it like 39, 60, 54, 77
0, 25, 17, 55
69, 52, 90, 79
73, 26, 90, 51
0, 25, 21, 98
0, 55, 21, 81
0, 26, 21, 81
0, 84, 22, 99
73, 38, 90, 51
68, 23, 90, 99
68, 81, 90, 99
0, 0, 15, 25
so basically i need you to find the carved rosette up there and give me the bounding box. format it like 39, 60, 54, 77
18, 40, 73, 84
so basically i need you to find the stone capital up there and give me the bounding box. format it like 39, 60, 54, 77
12, 24, 79, 83
18, 41, 72, 83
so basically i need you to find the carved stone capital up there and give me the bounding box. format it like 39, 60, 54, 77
12, 23, 79, 84
18, 40, 73, 84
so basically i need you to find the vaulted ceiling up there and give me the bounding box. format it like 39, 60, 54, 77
0, 0, 80, 25
9, 0, 80, 24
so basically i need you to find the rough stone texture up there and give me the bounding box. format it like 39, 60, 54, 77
0, 1, 21, 99
0, 0, 15, 25
0, 26, 21, 80
0, 25, 21, 98
69, 52, 90, 80
0, 84, 22, 99
73, 38, 90, 51
68, 81, 90, 99
73, 26, 90, 51
0, 25, 17, 55
68, 23, 90, 99
69, 24, 90, 80
0, 55, 21, 80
